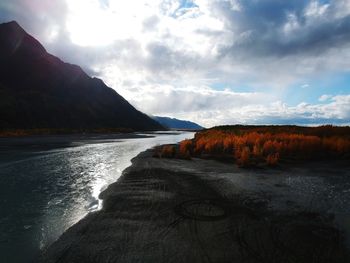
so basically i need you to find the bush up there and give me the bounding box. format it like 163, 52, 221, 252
174, 125, 350, 167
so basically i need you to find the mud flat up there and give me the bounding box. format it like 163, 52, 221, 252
40, 149, 350, 263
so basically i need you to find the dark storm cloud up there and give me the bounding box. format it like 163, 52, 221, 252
217, 0, 308, 30
213, 0, 350, 59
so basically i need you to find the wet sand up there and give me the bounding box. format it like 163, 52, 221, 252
40, 148, 350, 263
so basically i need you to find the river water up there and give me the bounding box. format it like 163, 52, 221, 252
0, 132, 193, 263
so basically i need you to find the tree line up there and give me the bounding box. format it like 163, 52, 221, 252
155, 125, 350, 167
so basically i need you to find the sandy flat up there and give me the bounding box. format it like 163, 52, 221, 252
40, 149, 350, 263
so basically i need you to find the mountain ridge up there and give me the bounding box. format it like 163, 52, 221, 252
152, 116, 204, 130
0, 21, 164, 132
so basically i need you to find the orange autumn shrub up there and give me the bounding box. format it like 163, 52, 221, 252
178, 139, 192, 159
160, 145, 176, 158
236, 146, 251, 167
253, 144, 263, 157
172, 125, 350, 167
266, 153, 280, 166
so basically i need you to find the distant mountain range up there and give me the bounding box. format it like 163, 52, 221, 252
152, 116, 204, 130
0, 21, 163, 132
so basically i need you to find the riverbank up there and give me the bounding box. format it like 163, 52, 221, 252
40, 148, 350, 262
1, 132, 193, 263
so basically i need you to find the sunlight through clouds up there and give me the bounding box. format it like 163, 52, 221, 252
66, 0, 141, 45
65, 0, 225, 54
1, 0, 349, 126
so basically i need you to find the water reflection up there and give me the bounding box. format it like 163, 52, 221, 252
0, 132, 193, 263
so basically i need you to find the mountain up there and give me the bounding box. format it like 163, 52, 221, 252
0, 21, 163, 132
152, 116, 204, 130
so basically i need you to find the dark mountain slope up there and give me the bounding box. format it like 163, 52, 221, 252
152, 116, 204, 130
0, 21, 163, 131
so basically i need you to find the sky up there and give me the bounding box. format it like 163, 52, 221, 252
0, 0, 350, 127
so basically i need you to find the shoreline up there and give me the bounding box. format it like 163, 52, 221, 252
0, 132, 193, 263
40, 148, 350, 262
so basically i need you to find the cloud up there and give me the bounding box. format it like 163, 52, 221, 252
117, 83, 350, 127
183, 94, 350, 127
126, 84, 272, 113
208, 0, 350, 85
215, 0, 350, 58
319, 94, 332, 102
0, 0, 350, 126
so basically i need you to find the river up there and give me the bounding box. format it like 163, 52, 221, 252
0, 131, 193, 263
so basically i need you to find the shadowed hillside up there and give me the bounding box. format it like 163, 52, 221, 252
152, 116, 203, 130
0, 21, 164, 133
